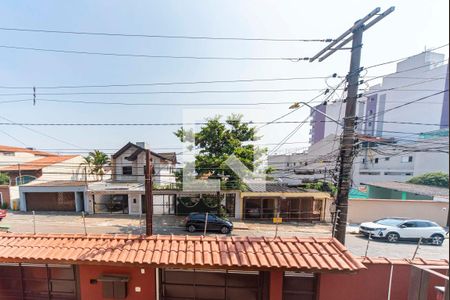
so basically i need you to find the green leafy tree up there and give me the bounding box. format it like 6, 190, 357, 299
304, 181, 337, 196
175, 114, 268, 190
81, 150, 110, 181
0, 173, 10, 185
407, 172, 449, 188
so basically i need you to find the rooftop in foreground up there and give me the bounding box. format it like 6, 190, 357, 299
0, 233, 364, 272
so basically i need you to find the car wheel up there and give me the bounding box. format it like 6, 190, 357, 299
187, 225, 196, 233
220, 226, 230, 234
386, 232, 400, 243
430, 234, 444, 246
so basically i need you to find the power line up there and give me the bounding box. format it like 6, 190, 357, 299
0, 114, 83, 149
0, 26, 333, 43
0, 44, 310, 61
0, 75, 340, 90
363, 43, 449, 70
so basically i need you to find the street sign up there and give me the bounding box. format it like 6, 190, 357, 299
273, 217, 282, 224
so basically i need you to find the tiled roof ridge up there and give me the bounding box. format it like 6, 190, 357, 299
0, 233, 335, 242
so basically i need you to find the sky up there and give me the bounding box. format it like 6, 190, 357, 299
0, 0, 448, 158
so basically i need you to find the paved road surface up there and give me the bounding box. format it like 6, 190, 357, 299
2, 212, 448, 260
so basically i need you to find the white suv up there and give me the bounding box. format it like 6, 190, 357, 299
359, 218, 447, 246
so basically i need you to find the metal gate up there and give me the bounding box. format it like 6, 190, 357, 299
93, 194, 129, 214
0, 263, 78, 300
159, 269, 265, 300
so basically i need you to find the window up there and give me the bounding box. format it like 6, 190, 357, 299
401, 222, 416, 228
374, 158, 379, 164
122, 166, 132, 175
362, 158, 366, 163
368, 122, 372, 127
401, 156, 413, 163
286, 163, 289, 167
385, 157, 390, 161
369, 110, 373, 115
416, 221, 433, 228
0, 152, 14, 156
293, 162, 296, 166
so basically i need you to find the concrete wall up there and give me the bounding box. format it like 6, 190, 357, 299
318, 262, 447, 300
78, 265, 156, 300
348, 198, 448, 226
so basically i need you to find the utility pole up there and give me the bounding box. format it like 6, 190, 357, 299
145, 149, 153, 235
310, 7, 394, 244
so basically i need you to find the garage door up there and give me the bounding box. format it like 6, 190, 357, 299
26, 192, 75, 211
160, 269, 265, 300
0, 263, 78, 300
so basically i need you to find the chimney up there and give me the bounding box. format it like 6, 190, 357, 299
135, 142, 148, 149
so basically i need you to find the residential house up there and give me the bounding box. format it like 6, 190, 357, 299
111, 142, 177, 187
0, 233, 447, 300
0, 145, 89, 209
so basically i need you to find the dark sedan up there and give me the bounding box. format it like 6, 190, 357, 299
184, 213, 233, 234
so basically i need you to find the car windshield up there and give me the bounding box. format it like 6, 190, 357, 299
374, 218, 405, 226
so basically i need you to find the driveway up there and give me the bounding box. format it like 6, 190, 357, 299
1, 211, 448, 260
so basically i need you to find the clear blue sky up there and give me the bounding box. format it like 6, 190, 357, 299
0, 0, 448, 156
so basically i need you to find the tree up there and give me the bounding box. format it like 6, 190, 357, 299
175, 114, 267, 190
0, 173, 10, 185
81, 150, 110, 181
407, 172, 449, 188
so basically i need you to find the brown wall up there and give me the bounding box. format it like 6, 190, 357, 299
318, 263, 447, 300
78, 265, 156, 300
348, 198, 449, 226
0, 185, 10, 207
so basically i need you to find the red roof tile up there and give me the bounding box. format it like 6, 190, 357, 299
0, 155, 78, 171
0, 233, 365, 272
0, 145, 55, 156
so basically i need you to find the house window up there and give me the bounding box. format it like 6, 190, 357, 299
401, 156, 413, 163
374, 158, 379, 164
385, 157, 390, 161
362, 158, 366, 163
286, 163, 289, 167
0, 152, 14, 156
122, 166, 132, 175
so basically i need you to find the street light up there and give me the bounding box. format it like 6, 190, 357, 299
289, 101, 343, 126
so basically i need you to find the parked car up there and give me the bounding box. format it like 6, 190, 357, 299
359, 218, 447, 246
184, 213, 233, 234
0, 209, 6, 221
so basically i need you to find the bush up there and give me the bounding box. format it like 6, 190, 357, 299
407, 172, 449, 188
0, 173, 9, 185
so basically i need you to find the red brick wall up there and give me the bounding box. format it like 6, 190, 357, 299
78, 265, 156, 300
318, 263, 447, 300
0, 185, 10, 207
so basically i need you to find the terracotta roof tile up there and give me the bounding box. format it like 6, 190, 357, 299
0, 155, 79, 171
0, 233, 365, 272
0, 145, 55, 156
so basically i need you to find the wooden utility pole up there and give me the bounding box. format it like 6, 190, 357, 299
145, 149, 153, 235
310, 7, 394, 244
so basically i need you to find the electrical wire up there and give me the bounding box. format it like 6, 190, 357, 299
0, 26, 333, 43
0, 44, 309, 61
